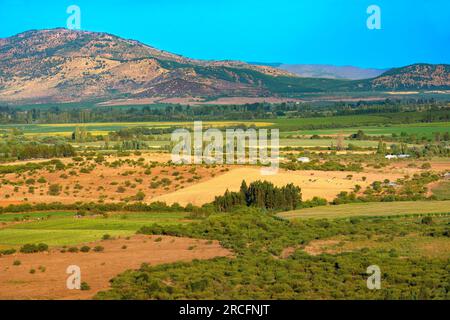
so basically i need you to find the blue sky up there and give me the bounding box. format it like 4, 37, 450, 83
0, 0, 449, 68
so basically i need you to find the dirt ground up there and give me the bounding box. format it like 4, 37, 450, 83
0, 235, 232, 300
0, 157, 231, 206
303, 239, 342, 256
386, 160, 450, 172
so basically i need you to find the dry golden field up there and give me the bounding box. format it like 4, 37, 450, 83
151, 167, 405, 206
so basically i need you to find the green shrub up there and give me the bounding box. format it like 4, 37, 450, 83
0, 248, 16, 255
37, 177, 47, 184
93, 246, 104, 252
48, 184, 62, 196
133, 191, 146, 201
80, 282, 91, 291
421, 216, 433, 225
80, 246, 91, 253
20, 243, 48, 254
421, 163, 432, 169
37, 243, 48, 252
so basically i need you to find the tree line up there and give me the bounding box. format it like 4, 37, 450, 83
0, 99, 447, 124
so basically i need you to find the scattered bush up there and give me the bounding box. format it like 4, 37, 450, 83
93, 246, 104, 252
80, 246, 91, 253
0, 248, 16, 255
421, 216, 433, 225
102, 234, 112, 240
48, 184, 62, 196
20, 243, 48, 254
80, 282, 91, 291
37, 177, 47, 184
421, 163, 432, 169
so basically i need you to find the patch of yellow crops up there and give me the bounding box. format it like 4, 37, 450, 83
24, 132, 72, 137
38, 121, 273, 128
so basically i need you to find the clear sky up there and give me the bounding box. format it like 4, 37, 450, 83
0, 0, 449, 68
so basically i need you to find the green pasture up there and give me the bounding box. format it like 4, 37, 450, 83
278, 121, 450, 138
278, 201, 450, 220
280, 138, 379, 148
0, 211, 74, 222
267, 115, 391, 131
0, 211, 190, 247
0, 229, 132, 248
431, 181, 450, 200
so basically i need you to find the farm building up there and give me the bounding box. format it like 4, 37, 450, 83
297, 157, 311, 163
387, 182, 398, 187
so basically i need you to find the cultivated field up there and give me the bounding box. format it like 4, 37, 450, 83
285, 122, 450, 139
5, 121, 274, 137
0, 211, 191, 248
279, 201, 450, 220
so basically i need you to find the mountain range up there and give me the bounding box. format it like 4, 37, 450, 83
0, 29, 449, 104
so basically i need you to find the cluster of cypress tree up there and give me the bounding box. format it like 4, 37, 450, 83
214, 180, 301, 212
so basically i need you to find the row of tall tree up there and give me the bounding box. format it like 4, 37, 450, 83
0, 143, 75, 160
214, 180, 302, 212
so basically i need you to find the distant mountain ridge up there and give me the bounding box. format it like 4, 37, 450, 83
0, 29, 449, 104
357, 64, 450, 90
261, 63, 388, 80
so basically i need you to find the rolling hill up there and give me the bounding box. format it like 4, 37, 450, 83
0, 28, 449, 104
356, 64, 450, 90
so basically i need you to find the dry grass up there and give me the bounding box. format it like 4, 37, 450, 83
151, 167, 397, 206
